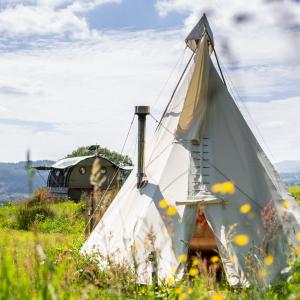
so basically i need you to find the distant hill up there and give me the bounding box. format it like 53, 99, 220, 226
274, 160, 300, 186
0, 159, 299, 203
280, 172, 300, 186
274, 160, 300, 173
0, 160, 53, 203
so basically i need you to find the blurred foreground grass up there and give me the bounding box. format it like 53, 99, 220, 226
0, 188, 299, 299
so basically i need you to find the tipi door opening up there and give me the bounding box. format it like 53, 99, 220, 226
188, 209, 223, 279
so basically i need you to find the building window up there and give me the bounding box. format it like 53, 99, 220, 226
100, 166, 107, 175
79, 166, 86, 175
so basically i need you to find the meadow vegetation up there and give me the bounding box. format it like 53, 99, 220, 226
0, 187, 299, 299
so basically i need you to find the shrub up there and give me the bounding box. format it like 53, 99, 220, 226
23, 188, 68, 207
2, 200, 14, 206
16, 205, 55, 230
26, 188, 52, 206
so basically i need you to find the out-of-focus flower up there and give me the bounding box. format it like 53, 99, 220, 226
210, 256, 220, 263
296, 231, 300, 241
159, 199, 168, 209
166, 277, 174, 285
264, 255, 274, 266
281, 201, 291, 209
188, 287, 193, 294
211, 181, 235, 194
166, 205, 177, 216
212, 292, 224, 300
222, 181, 235, 194
240, 204, 251, 214
258, 268, 267, 279
175, 287, 183, 294
233, 234, 249, 246
179, 293, 187, 300
189, 267, 199, 276
192, 257, 200, 266
211, 183, 222, 193
178, 254, 187, 263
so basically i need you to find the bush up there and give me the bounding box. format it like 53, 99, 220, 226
2, 200, 14, 206
26, 188, 52, 206
16, 205, 55, 230
22, 188, 68, 207
66, 145, 133, 166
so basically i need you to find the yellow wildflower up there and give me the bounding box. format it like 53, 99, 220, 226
281, 201, 290, 209
188, 287, 193, 294
296, 231, 300, 241
210, 256, 220, 263
240, 204, 251, 214
166, 277, 173, 286
212, 292, 224, 300
166, 205, 177, 216
211, 181, 235, 194
264, 255, 274, 266
258, 268, 267, 279
222, 181, 235, 194
175, 287, 183, 294
233, 234, 249, 246
159, 199, 168, 209
192, 257, 200, 266
179, 293, 187, 300
178, 254, 187, 263
211, 183, 222, 193
189, 267, 199, 276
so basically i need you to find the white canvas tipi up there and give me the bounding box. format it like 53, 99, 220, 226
81, 15, 300, 287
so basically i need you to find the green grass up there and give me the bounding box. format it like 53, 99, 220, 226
0, 200, 85, 234
0, 229, 127, 299
0, 189, 300, 299
1, 227, 299, 300
289, 186, 300, 204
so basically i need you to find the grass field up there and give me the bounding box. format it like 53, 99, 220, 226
0, 187, 300, 299
288, 186, 300, 204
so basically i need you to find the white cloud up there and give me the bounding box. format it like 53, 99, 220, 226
0, 28, 298, 163
0, 0, 121, 38
0, 29, 187, 161
0, 0, 299, 164
156, 0, 300, 127
240, 97, 300, 163
156, 0, 300, 63
0, 5, 88, 37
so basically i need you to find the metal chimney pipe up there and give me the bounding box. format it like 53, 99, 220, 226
135, 106, 150, 189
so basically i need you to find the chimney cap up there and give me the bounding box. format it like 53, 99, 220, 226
135, 106, 150, 115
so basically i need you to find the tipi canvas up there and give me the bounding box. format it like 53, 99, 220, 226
81, 15, 300, 287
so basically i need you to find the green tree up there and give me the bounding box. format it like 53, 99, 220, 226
66, 145, 133, 166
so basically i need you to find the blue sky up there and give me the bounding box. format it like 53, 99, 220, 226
0, 0, 299, 162
86, 0, 187, 31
